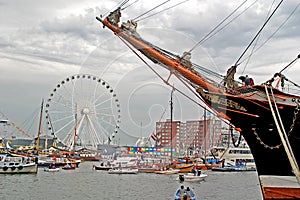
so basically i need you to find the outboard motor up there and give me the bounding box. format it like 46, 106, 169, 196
197, 169, 201, 176
179, 174, 184, 182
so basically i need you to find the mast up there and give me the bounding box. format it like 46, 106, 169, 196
36, 99, 44, 151
170, 89, 174, 162
140, 121, 143, 138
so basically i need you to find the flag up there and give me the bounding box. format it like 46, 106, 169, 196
151, 132, 158, 141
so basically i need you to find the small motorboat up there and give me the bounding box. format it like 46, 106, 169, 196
62, 163, 76, 170
44, 164, 60, 172
108, 167, 138, 174
177, 173, 207, 182
177, 170, 208, 182
174, 185, 196, 200
93, 162, 112, 171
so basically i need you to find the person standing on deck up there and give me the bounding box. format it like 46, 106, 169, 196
245, 75, 254, 86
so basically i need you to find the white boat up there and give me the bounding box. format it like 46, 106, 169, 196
211, 165, 254, 172
108, 156, 138, 168
177, 173, 208, 182
44, 167, 60, 172
212, 147, 256, 171
0, 154, 38, 174
108, 167, 138, 174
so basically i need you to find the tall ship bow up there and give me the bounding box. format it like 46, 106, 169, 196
96, 3, 300, 199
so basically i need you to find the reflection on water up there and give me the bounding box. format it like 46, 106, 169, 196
0, 162, 262, 200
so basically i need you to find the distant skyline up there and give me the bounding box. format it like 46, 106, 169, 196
0, 0, 300, 145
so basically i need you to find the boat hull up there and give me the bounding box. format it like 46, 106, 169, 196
155, 169, 180, 174
0, 163, 38, 174
62, 165, 76, 170
194, 163, 221, 170
177, 174, 207, 182
260, 175, 300, 199
198, 86, 300, 198
138, 168, 156, 173
174, 187, 196, 200
44, 167, 60, 172
211, 166, 256, 172
108, 168, 138, 174
93, 165, 112, 171
175, 164, 194, 173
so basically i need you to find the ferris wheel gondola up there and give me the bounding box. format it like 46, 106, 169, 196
45, 74, 121, 150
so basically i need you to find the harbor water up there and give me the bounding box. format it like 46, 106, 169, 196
0, 161, 263, 200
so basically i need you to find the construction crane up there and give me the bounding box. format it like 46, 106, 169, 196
0, 112, 32, 139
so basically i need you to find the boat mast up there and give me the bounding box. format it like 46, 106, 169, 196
170, 89, 174, 162
36, 99, 44, 151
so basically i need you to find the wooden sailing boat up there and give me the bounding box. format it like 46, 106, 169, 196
96, 2, 300, 199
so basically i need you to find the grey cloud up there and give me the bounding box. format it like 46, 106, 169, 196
0, 0, 299, 144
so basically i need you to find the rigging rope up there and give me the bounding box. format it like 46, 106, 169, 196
199, 0, 257, 49
132, 0, 170, 21
234, 0, 283, 67
270, 87, 295, 154
116, 34, 233, 129
188, 0, 250, 53
145, 104, 169, 145
239, 2, 300, 70
122, 0, 139, 10
119, 0, 130, 8
265, 84, 300, 183
241, 0, 276, 75
136, 0, 190, 22
279, 54, 300, 74
265, 54, 300, 89
103, 0, 129, 17
131, 33, 224, 82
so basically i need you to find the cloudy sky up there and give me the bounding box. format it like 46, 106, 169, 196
0, 0, 299, 145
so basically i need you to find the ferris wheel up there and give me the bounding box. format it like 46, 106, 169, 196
45, 74, 121, 149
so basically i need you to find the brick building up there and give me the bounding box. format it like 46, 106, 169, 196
154, 118, 222, 155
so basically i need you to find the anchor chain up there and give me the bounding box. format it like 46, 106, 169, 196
288, 99, 300, 137
253, 100, 300, 149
